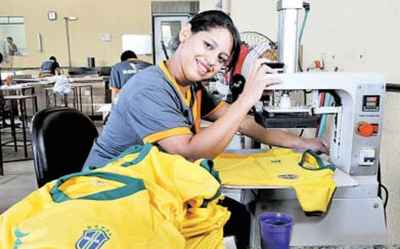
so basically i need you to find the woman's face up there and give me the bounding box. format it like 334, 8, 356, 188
179, 27, 233, 82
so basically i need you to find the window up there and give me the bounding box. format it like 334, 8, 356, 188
0, 16, 27, 56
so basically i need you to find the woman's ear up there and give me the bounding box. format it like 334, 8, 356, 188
179, 23, 192, 43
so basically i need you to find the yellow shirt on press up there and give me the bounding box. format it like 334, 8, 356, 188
214, 148, 336, 213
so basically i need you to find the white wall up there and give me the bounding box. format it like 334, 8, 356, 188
1, 0, 152, 67
214, 0, 400, 83
381, 93, 400, 244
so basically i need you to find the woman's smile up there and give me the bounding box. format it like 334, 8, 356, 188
196, 58, 212, 75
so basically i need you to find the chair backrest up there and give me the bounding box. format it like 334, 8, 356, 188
31, 107, 98, 187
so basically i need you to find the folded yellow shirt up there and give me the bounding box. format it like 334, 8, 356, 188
214, 148, 336, 213
0, 144, 229, 249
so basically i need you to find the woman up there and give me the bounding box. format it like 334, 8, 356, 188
40, 56, 61, 76
84, 10, 327, 248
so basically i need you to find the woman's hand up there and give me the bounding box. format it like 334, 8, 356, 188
238, 58, 281, 108
297, 138, 329, 154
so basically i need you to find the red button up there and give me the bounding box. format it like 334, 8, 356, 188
357, 122, 375, 137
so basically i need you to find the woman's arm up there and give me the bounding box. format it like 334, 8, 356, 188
237, 114, 328, 152
158, 58, 280, 160
197, 99, 329, 153
206, 103, 328, 152
158, 96, 255, 160
111, 87, 120, 103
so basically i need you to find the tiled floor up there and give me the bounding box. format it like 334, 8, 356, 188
0, 160, 36, 213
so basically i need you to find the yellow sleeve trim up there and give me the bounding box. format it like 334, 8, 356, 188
143, 127, 193, 143
204, 101, 225, 119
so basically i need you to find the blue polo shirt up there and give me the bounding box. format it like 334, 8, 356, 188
40, 60, 60, 75
110, 59, 152, 89
83, 62, 224, 170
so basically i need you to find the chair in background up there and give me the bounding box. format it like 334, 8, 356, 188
68, 67, 98, 76
31, 107, 98, 187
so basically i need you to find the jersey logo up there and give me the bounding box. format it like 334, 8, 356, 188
76, 226, 110, 249
122, 69, 137, 75
124, 63, 138, 75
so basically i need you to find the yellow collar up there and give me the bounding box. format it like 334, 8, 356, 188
159, 61, 192, 107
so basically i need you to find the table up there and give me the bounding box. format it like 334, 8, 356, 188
69, 76, 104, 83
2, 75, 104, 115
3, 95, 38, 159
71, 83, 94, 115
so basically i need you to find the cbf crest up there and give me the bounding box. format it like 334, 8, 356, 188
76, 226, 111, 249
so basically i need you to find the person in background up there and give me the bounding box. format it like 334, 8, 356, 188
109, 50, 152, 102
84, 10, 328, 248
5, 37, 18, 56
40, 56, 61, 76
0, 51, 19, 126
1, 37, 19, 66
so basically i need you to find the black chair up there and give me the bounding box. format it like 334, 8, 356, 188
31, 107, 98, 187
68, 67, 98, 76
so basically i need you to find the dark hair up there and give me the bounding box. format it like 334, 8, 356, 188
49, 56, 57, 61
188, 10, 241, 70
120, 50, 137, 62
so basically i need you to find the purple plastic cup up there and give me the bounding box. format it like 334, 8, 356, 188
259, 212, 293, 249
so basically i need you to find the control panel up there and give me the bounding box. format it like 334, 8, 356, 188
350, 85, 384, 176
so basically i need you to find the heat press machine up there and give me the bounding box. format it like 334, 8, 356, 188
223, 0, 387, 247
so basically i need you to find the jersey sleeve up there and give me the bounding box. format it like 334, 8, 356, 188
120, 84, 193, 144
110, 65, 122, 89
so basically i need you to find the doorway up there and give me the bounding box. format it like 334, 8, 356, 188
152, 15, 190, 64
